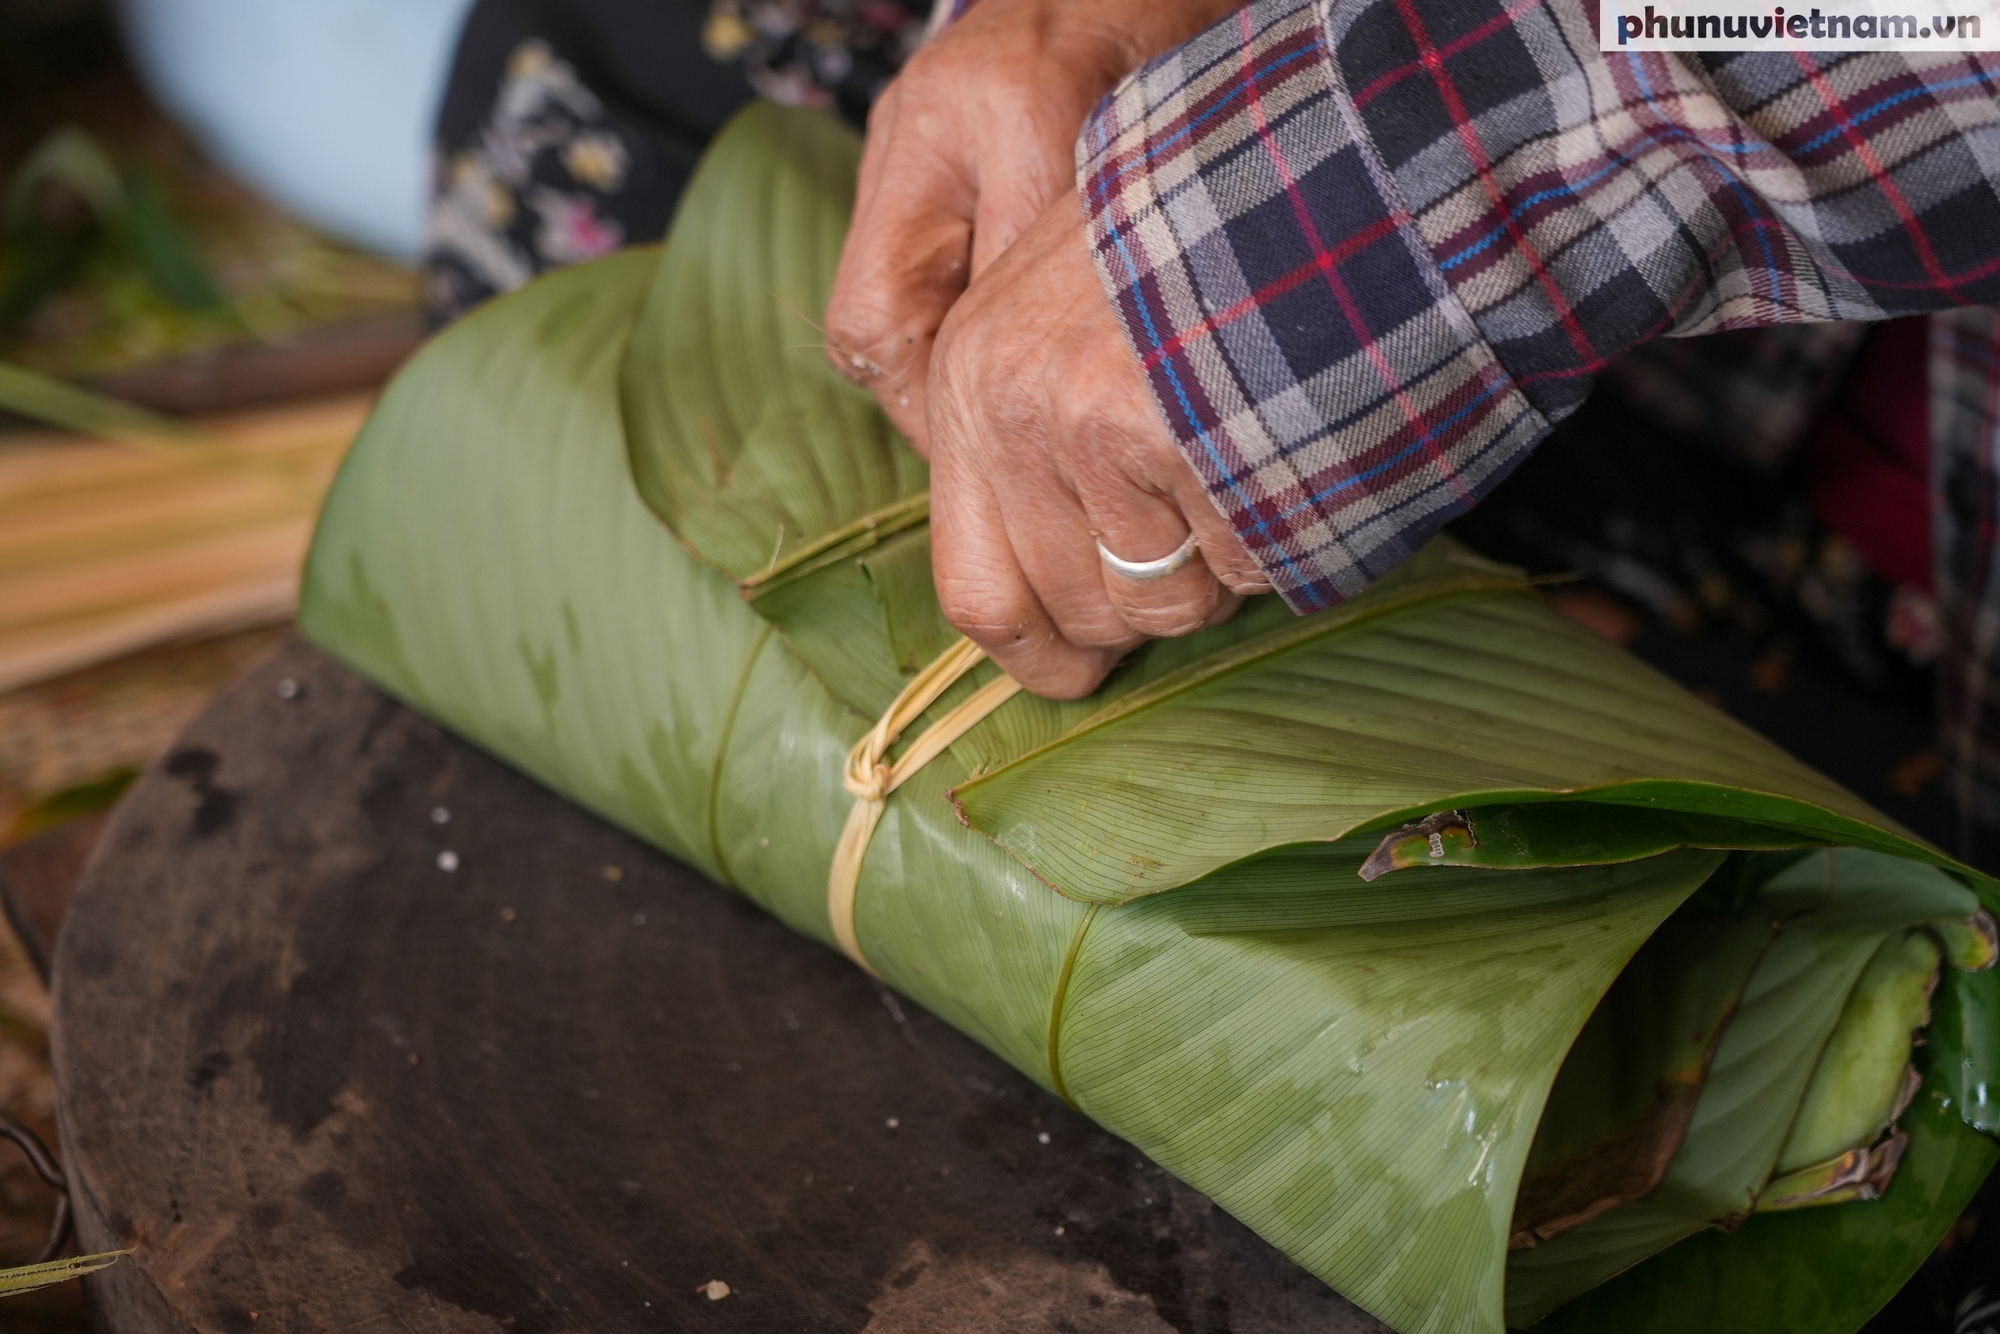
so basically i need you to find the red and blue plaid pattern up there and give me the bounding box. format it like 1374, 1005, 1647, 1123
1080, 0, 1546, 610
1935, 306, 2000, 839
1080, 0, 2000, 611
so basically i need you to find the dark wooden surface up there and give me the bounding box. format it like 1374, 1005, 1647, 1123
51, 638, 1383, 1334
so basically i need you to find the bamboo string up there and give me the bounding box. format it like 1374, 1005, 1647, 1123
828, 636, 1022, 973
0, 393, 368, 692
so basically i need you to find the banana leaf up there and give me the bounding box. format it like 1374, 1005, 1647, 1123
298, 103, 2000, 1334
0, 1251, 126, 1296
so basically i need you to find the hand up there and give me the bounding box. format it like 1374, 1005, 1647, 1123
824, 0, 1238, 452
926, 193, 1271, 699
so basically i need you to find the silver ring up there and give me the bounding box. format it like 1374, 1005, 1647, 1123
1096, 532, 1199, 582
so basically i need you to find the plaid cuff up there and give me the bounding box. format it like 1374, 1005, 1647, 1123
1083, 0, 2000, 610
1934, 306, 2000, 831
1078, 0, 1544, 612
1339, 7, 2000, 413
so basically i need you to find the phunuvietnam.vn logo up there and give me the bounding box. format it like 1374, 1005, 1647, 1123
1599, 0, 2000, 47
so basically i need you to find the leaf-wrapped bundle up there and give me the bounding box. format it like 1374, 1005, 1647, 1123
300, 104, 1999, 1334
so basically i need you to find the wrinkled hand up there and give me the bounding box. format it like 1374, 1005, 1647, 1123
926, 195, 1270, 699
825, 0, 1235, 450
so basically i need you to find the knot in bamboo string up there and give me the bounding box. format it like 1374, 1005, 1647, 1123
841, 731, 897, 805
828, 636, 1022, 974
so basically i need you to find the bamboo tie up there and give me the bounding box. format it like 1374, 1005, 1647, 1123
828, 636, 1022, 974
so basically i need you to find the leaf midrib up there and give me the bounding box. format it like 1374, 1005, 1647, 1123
739, 491, 930, 594
953, 574, 1530, 798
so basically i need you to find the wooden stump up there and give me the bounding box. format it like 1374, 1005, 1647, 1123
53, 639, 1385, 1333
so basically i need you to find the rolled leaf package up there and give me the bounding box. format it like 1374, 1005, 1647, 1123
300, 104, 2000, 1333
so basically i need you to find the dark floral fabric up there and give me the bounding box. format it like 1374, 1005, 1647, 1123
700, 0, 931, 123
423, 0, 930, 322
426, 39, 658, 317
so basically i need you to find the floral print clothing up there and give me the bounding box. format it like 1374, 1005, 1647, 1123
424, 0, 929, 323
701, 0, 930, 122
427, 37, 669, 319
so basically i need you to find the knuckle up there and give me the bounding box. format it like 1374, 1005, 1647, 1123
823, 307, 906, 387
984, 373, 1044, 437
1037, 581, 1143, 651
1123, 609, 1211, 638
1112, 579, 1222, 639
823, 292, 888, 351
1055, 610, 1145, 652
936, 580, 1033, 644
991, 641, 1117, 702
1219, 570, 1275, 596
1027, 664, 1113, 702
1201, 539, 1274, 596
1050, 386, 1128, 450
1054, 405, 1171, 499
933, 333, 1031, 435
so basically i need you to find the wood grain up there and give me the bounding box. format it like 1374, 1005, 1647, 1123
0, 395, 366, 693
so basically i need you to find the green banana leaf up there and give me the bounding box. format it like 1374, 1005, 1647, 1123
1505, 850, 1976, 1325
298, 102, 2000, 1334
0, 359, 216, 449
0, 1250, 125, 1296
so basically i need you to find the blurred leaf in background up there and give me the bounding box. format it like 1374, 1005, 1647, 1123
0, 0, 417, 384
0, 124, 225, 335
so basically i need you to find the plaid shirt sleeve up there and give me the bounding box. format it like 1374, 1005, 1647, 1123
1078, 0, 2000, 611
